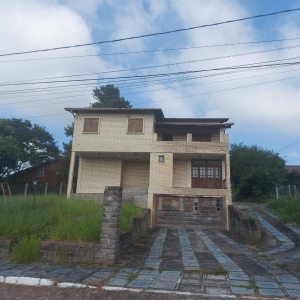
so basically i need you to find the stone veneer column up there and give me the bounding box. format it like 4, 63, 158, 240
98, 186, 122, 263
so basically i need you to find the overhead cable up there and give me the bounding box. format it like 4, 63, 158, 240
1, 7, 300, 57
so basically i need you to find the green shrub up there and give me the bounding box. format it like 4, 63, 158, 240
12, 236, 40, 263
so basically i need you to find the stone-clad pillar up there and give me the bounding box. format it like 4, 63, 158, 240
98, 186, 122, 263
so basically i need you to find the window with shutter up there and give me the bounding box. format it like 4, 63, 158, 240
127, 118, 143, 133
83, 118, 99, 133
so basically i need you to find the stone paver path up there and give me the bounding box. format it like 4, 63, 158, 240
194, 229, 254, 295
143, 228, 166, 269
178, 229, 200, 271
214, 230, 300, 297
258, 204, 300, 237
242, 205, 294, 254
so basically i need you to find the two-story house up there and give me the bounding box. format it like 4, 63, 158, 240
65, 108, 234, 230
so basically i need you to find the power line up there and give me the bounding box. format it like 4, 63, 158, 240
1, 7, 300, 57
1, 57, 300, 87
0, 62, 297, 99
2, 37, 300, 63
3, 66, 300, 107
133, 74, 300, 106
3, 44, 300, 85
7, 73, 300, 114
277, 138, 300, 152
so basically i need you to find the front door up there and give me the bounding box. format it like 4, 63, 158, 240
192, 160, 222, 189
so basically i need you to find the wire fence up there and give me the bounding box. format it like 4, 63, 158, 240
274, 185, 300, 199
0, 182, 68, 198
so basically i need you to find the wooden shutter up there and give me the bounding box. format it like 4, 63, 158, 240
128, 118, 143, 133
192, 134, 211, 142
83, 118, 99, 133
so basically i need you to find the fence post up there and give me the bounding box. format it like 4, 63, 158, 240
275, 186, 279, 200
44, 182, 48, 196
59, 182, 62, 195
293, 185, 298, 198
24, 183, 28, 197
287, 185, 291, 197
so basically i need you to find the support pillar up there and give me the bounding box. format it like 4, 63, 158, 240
67, 151, 76, 198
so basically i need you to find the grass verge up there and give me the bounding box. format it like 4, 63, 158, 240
266, 197, 300, 227
0, 195, 145, 243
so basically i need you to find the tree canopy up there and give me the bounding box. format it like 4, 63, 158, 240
91, 84, 132, 108
0, 118, 59, 179
230, 143, 287, 200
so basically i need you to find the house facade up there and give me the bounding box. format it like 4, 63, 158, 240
65, 108, 234, 230
7, 161, 57, 184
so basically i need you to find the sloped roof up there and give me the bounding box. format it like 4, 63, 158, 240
64, 108, 165, 120
64, 108, 232, 126
286, 165, 300, 173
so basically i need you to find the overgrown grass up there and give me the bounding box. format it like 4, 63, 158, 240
12, 236, 40, 263
266, 197, 300, 227
0, 195, 145, 243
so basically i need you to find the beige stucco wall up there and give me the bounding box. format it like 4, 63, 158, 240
173, 159, 189, 187
149, 153, 173, 189
121, 161, 149, 190
72, 113, 229, 155
76, 157, 122, 193
72, 114, 155, 153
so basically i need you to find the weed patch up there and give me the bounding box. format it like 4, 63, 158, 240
12, 236, 40, 263
245, 232, 260, 245
0, 195, 146, 243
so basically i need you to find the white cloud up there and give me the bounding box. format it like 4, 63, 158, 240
1, 0, 300, 163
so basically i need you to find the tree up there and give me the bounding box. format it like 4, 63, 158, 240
54, 123, 78, 184
230, 143, 287, 200
91, 84, 132, 108
0, 118, 59, 179
56, 85, 132, 183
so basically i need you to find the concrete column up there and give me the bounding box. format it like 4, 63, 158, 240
98, 186, 122, 263
225, 153, 231, 193
67, 151, 76, 198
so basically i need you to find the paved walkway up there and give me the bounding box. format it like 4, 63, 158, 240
1, 206, 300, 298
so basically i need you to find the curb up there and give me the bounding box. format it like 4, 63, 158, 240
0, 275, 96, 289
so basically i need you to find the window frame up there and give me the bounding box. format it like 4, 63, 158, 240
83, 117, 100, 134
37, 168, 46, 178
127, 118, 144, 134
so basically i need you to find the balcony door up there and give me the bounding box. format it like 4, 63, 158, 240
192, 160, 222, 189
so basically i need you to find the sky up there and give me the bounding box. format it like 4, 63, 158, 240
1, 0, 300, 164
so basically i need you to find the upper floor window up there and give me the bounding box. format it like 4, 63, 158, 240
128, 118, 143, 133
38, 168, 46, 178
192, 134, 211, 142
83, 118, 99, 133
